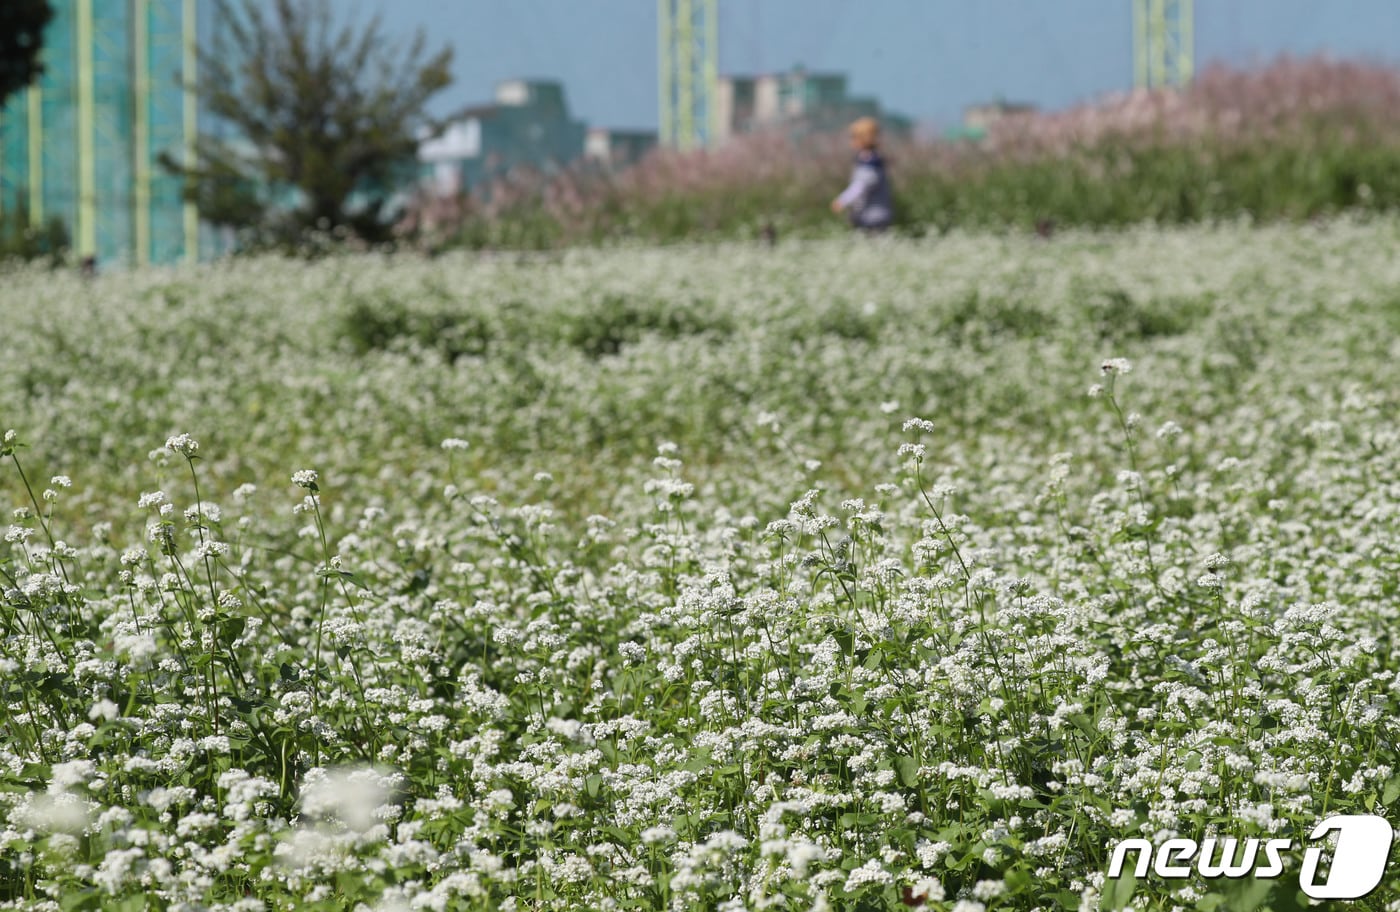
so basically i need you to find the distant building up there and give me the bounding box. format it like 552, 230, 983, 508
714, 77, 757, 141
714, 67, 911, 145
584, 128, 658, 170
963, 100, 1036, 131
948, 100, 1038, 141
0, 0, 211, 266
418, 79, 587, 195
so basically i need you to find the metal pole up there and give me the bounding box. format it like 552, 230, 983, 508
27, 85, 43, 225
77, 0, 96, 257
1150, 0, 1165, 88
1132, 0, 1147, 89
134, 0, 151, 265
1178, 0, 1194, 86
658, 0, 673, 147
703, 0, 718, 147
183, 0, 199, 263
676, 0, 694, 149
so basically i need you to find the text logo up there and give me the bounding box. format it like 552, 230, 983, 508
1107, 814, 1394, 901
1299, 815, 1393, 900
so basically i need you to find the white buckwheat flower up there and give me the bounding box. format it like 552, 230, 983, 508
165, 434, 199, 457
137, 491, 167, 509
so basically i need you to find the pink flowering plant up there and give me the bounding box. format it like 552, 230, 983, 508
397, 57, 1400, 248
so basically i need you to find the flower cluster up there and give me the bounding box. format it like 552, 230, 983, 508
1, 219, 1399, 910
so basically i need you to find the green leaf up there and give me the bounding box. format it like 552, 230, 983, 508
886, 826, 917, 852
1266, 882, 1309, 912
1382, 773, 1400, 806
895, 755, 920, 788
1069, 712, 1098, 738
41, 672, 78, 698
1100, 872, 1136, 911
218, 616, 246, 646
59, 888, 98, 912
1229, 877, 1274, 911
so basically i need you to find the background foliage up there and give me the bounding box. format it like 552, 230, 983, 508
403, 58, 1400, 249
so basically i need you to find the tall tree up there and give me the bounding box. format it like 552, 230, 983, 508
173, 0, 453, 244
0, 0, 54, 109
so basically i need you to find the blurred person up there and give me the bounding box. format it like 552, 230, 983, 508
830, 117, 894, 233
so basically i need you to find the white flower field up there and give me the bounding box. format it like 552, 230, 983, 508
2, 219, 1400, 910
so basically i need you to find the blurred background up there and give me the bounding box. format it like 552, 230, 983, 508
392, 1, 1400, 137
5, 0, 1400, 266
